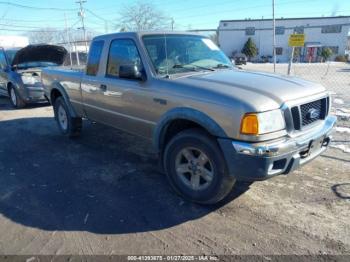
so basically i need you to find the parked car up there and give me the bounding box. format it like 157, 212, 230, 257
260, 55, 273, 63
0, 45, 67, 108
232, 52, 247, 65
42, 32, 336, 205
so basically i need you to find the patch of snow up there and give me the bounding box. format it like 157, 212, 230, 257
335, 108, 350, 120
337, 108, 350, 113
333, 98, 344, 105
331, 144, 350, 153
336, 127, 350, 134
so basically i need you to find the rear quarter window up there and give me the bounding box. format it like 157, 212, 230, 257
86, 40, 104, 76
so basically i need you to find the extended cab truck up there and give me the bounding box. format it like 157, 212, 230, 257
0, 45, 67, 108
42, 32, 336, 205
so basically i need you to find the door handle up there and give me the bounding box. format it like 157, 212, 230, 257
100, 84, 107, 91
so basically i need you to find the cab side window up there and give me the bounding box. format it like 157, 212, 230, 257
106, 39, 142, 78
86, 40, 104, 76
0, 50, 8, 69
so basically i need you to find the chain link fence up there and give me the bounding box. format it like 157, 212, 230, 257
54, 40, 90, 67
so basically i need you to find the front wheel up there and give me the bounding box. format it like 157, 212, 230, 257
53, 97, 82, 138
9, 86, 25, 108
164, 129, 235, 205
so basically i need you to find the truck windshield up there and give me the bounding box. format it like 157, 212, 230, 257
142, 34, 233, 76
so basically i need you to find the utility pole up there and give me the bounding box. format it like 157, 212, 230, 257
272, 0, 276, 73
287, 29, 296, 75
171, 18, 175, 31
64, 13, 73, 67
76, 0, 88, 54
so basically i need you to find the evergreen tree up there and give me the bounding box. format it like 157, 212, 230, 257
242, 37, 258, 61
320, 47, 333, 62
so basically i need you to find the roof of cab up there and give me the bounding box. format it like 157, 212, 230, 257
92, 31, 203, 41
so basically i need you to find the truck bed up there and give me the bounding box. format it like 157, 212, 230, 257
41, 66, 85, 117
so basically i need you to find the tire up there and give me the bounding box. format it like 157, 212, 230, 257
163, 128, 235, 205
9, 86, 26, 108
53, 96, 82, 138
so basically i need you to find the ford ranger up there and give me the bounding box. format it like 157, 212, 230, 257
42, 32, 336, 204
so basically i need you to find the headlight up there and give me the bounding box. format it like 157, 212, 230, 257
21, 75, 38, 85
240, 109, 285, 135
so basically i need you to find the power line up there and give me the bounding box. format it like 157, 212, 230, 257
85, 8, 119, 32
86, 8, 118, 25
0, 23, 63, 29
0, 28, 64, 32
1, 0, 349, 34
0, 18, 82, 32
0, 17, 79, 23
0, 1, 78, 11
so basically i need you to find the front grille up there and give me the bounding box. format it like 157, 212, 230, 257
300, 100, 322, 126
291, 97, 328, 130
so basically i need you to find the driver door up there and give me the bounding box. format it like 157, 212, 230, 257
82, 38, 154, 138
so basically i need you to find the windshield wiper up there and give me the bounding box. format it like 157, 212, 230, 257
173, 64, 215, 72
173, 64, 198, 71
212, 64, 232, 69
192, 65, 215, 71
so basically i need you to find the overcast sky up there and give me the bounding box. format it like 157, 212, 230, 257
0, 0, 349, 35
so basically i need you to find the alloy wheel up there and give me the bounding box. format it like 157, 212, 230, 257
10, 88, 17, 106
175, 147, 214, 191
57, 105, 68, 131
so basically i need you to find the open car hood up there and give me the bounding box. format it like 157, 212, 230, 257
11, 44, 68, 66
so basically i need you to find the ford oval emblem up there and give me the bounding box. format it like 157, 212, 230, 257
307, 108, 320, 120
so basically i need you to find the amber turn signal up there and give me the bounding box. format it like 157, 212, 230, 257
240, 114, 259, 135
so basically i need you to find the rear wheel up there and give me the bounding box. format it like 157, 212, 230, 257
53, 97, 82, 138
164, 128, 235, 205
9, 86, 25, 108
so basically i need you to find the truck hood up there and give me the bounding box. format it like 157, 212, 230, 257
11, 44, 67, 66
173, 69, 326, 108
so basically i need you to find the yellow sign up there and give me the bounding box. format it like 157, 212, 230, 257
288, 34, 305, 47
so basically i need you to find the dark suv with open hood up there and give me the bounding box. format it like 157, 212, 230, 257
0, 45, 67, 108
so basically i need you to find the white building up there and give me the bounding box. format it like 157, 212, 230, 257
218, 16, 350, 62
0, 36, 29, 48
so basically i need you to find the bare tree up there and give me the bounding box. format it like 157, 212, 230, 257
209, 31, 219, 45
27, 28, 65, 44
117, 1, 170, 31
27, 28, 97, 45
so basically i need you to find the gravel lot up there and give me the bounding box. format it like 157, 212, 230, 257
0, 65, 349, 255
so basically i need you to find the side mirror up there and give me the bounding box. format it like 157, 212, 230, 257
119, 64, 146, 81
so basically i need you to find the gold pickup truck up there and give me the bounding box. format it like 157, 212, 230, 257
42, 32, 336, 204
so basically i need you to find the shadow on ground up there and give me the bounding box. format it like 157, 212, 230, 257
0, 96, 49, 111
0, 116, 251, 234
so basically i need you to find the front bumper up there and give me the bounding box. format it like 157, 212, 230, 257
218, 115, 337, 181
19, 86, 47, 102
